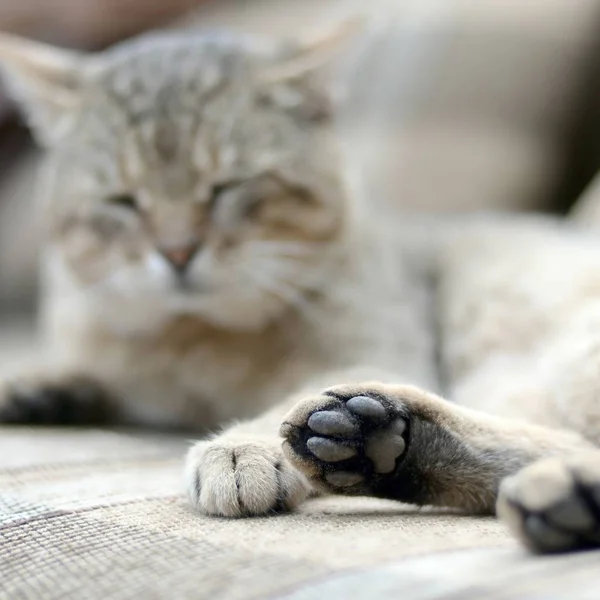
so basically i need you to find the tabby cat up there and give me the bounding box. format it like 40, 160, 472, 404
1, 23, 600, 554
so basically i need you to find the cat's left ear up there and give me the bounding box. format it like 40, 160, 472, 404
258, 17, 366, 123
0, 33, 89, 145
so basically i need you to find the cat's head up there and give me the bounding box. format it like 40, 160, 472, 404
0, 23, 358, 331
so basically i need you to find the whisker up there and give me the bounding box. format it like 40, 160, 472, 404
247, 256, 334, 291
236, 263, 322, 326
245, 241, 324, 258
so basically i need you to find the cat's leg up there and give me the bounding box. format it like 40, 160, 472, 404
498, 452, 600, 553
281, 382, 594, 513
0, 371, 116, 425
185, 402, 314, 518
493, 332, 600, 553
184, 367, 425, 518
481, 331, 600, 552
185, 256, 439, 518
444, 324, 600, 551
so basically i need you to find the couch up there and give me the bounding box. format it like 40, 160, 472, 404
2, 1, 600, 598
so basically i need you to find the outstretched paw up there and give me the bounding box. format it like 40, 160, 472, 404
0, 374, 113, 425
498, 455, 600, 553
185, 437, 312, 517
280, 384, 410, 497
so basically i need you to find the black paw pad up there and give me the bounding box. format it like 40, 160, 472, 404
285, 393, 409, 494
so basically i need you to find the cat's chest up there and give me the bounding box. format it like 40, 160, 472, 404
81, 319, 306, 428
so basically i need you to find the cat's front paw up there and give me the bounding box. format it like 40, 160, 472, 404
498, 455, 600, 553
185, 437, 312, 517
280, 383, 410, 497
0, 374, 112, 425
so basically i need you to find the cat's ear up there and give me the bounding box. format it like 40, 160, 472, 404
0, 33, 88, 145
258, 17, 366, 122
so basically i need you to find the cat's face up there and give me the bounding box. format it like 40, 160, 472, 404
0, 29, 352, 331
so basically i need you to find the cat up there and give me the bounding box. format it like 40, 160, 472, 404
0, 23, 600, 555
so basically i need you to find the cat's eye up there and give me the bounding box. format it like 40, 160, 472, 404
207, 181, 240, 214
241, 195, 261, 218
107, 193, 138, 211
207, 179, 267, 220
211, 183, 235, 199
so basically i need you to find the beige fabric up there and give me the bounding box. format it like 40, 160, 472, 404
3, 1, 600, 597
278, 548, 600, 600
2, 425, 600, 600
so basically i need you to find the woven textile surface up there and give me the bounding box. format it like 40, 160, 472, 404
1, 425, 600, 599
3, 1, 600, 597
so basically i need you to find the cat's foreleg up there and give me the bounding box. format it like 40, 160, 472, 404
185, 406, 314, 518
0, 370, 115, 425
184, 367, 408, 517
281, 382, 594, 514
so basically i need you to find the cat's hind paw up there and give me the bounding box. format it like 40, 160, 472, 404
498, 455, 600, 553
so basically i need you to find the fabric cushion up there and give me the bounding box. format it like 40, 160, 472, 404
1, 426, 600, 599
4, 1, 600, 597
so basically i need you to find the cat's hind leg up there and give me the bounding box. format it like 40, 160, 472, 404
281, 382, 594, 513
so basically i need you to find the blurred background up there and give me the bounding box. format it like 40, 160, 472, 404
1, 0, 600, 334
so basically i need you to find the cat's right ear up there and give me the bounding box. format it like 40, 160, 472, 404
258, 16, 367, 123
0, 33, 88, 145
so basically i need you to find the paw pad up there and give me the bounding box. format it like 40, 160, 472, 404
307, 411, 357, 436
282, 392, 409, 494
306, 437, 356, 461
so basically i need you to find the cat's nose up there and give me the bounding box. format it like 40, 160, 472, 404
159, 243, 200, 273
